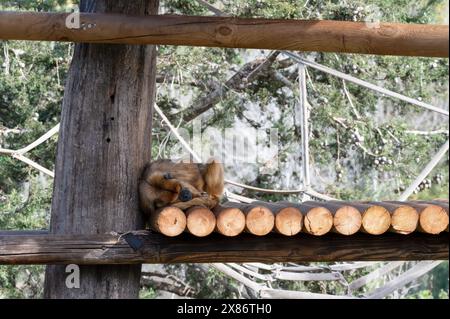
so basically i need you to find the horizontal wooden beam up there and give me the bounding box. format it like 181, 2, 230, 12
0, 12, 448, 57
0, 231, 447, 265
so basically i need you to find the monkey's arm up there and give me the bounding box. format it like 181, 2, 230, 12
171, 196, 219, 210
139, 181, 156, 216
201, 159, 224, 198
146, 172, 182, 193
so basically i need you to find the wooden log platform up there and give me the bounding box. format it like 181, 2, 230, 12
146, 200, 448, 237
289, 203, 333, 236
1, 201, 447, 265
0, 12, 448, 57
0, 231, 447, 265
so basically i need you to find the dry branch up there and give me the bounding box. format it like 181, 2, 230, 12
174, 51, 280, 122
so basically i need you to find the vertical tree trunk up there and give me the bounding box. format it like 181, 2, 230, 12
44, 0, 159, 298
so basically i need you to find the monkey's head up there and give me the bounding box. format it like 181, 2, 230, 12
154, 179, 206, 208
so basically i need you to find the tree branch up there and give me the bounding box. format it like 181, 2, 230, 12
173, 51, 280, 123
141, 275, 196, 298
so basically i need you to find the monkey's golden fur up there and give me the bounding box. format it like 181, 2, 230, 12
139, 158, 224, 216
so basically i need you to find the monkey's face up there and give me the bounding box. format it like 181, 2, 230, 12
172, 180, 206, 204
155, 181, 206, 208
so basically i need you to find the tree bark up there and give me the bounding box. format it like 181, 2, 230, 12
44, 0, 159, 299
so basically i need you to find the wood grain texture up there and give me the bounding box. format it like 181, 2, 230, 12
222, 202, 275, 236
185, 206, 216, 237
280, 202, 333, 236
0, 231, 447, 264
387, 201, 448, 234
304, 201, 361, 235
252, 201, 302, 236
0, 12, 448, 57
212, 206, 246, 236
43, 0, 159, 299
150, 206, 186, 237
332, 202, 391, 235
366, 202, 419, 234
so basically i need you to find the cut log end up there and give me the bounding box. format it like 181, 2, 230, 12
419, 205, 449, 235
215, 207, 246, 237
275, 207, 303, 236
186, 206, 216, 237
304, 207, 333, 236
333, 206, 362, 236
391, 205, 419, 234
151, 207, 186, 237
246, 206, 275, 236
362, 206, 391, 235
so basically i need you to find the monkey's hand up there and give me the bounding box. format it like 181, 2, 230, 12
172, 195, 218, 210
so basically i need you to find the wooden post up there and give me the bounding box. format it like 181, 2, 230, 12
44, 0, 159, 299
0, 12, 448, 57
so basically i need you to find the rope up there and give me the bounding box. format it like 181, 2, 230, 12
398, 140, 449, 201
15, 124, 60, 155
0, 124, 59, 177
284, 52, 449, 117
298, 63, 311, 189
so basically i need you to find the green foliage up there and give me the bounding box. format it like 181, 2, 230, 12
139, 287, 157, 299
0, 0, 71, 300
407, 288, 449, 299
0, 265, 45, 298
0, 175, 51, 230
0, 0, 73, 12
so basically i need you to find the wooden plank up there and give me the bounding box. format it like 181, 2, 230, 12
0, 12, 448, 57
0, 231, 447, 265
